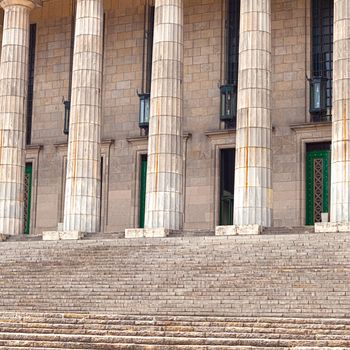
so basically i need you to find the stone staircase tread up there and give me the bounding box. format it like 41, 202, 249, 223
1, 332, 350, 347
0, 334, 350, 349
0, 346, 287, 350
0, 231, 349, 347
2, 314, 350, 324
2, 327, 350, 342
2, 321, 350, 337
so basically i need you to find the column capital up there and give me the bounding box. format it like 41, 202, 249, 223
0, 0, 42, 10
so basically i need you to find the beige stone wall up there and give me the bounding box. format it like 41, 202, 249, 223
30, 6, 73, 233
183, 0, 222, 229
8, 0, 328, 233
271, 0, 310, 226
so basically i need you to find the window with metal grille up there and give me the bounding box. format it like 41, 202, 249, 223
227, 0, 240, 86
224, 0, 240, 129
311, 0, 333, 121
26, 24, 37, 145
145, 5, 154, 94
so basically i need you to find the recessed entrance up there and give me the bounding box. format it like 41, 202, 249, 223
139, 155, 148, 228
24, 163, 33, 234
306, 142, 331, 225
219, 148, 235, 225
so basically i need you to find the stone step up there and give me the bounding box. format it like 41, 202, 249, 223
1, 313, 350, 329
83, 232, 125, 240
0, 346, 282, 350
2, 318, 350, 331
5, 234, 41, 242
262, 227, 315, 235
1, 313, 350, 347
0, 331, 350, 348
0, 232, 349, 318
2, 324, 350, 342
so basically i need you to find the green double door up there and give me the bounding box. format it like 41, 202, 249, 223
306, 146, 330, 225
24, 163, 33, 234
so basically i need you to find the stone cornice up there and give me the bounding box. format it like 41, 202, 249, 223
0, 0, 42, 10
54, 139, 115, 150
25, 144, 43, 157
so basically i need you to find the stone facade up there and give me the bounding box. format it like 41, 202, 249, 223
0, 0, 346, 235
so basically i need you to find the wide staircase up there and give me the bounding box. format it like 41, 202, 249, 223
0, 231, 349, 348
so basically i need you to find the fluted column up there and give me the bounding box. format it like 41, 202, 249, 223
144, 0, 184, 230
63, 0, 103, 233
233, 0, 272, 227
0, 0, 39, 235
331, 0, 350, 222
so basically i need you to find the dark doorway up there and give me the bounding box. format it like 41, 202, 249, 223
220, 148, 235, 225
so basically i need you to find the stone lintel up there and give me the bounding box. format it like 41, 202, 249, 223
215, 225, 262, 236
315, 222, 350, 233
290, 121, 332, 133
42, 231, 84, 241
125, 228, 170, 239
126, 133, 192, 145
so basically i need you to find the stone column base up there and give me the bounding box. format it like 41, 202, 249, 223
125, 228, 171, 239
215, 225, 263, 236
42, 231, 85, 241
315, 222, 350, 233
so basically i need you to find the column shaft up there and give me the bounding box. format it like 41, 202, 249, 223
0, 1, 35, 235
233, 0, 272, 227
145, 0, 184, 230
331, 0, 350, 222
63, 0, 103, 233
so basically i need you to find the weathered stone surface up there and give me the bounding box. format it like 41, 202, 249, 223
125, 228, 170, 238
63, 0, 104, 233
315, 222, 350, 233
42, 230, 84, 241
144, 0, 184, 231
0, 0, 38, 235
215, 225, 238, 236
216, 225, 262, 236
331, 0, 350, 223
233, 0, 272, 227
0, 312, 350, 348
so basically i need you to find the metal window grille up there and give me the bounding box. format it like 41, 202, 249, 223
311, 0, 333, 121
224, 0, 240, 129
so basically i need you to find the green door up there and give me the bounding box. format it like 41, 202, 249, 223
24, 163, 33, 234
139, 155, 147, 228
306, 149, 330, 225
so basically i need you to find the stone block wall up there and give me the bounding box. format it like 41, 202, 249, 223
0, 0, 324, 233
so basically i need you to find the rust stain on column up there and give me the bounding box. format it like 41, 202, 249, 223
0, 131, 3, 166
343, 100, 347, 170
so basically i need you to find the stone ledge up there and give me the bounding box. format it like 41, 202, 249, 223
215, 224, 263, 236
315, 222, 350, 233
125, 228, 171, 238
42, 231, 84, 241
